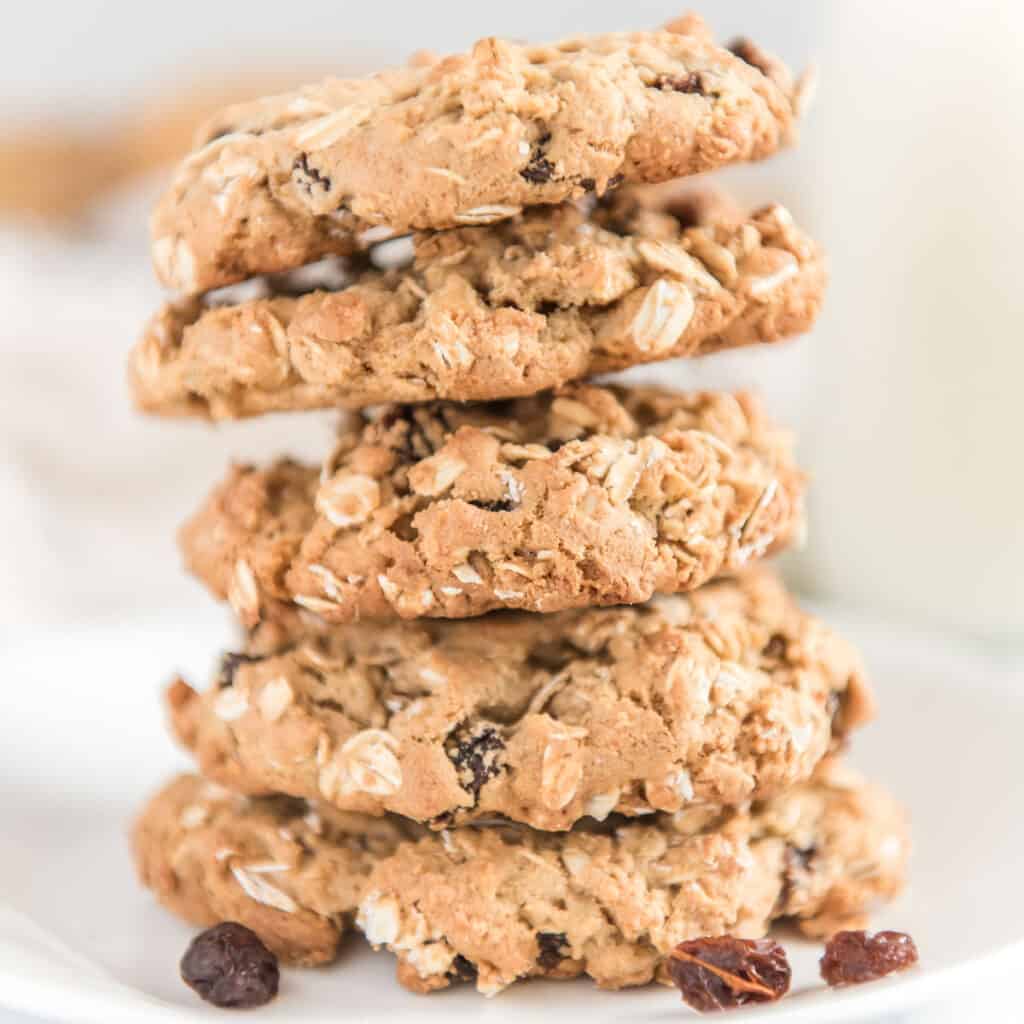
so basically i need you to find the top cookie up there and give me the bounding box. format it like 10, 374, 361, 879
150, 20, 807, 293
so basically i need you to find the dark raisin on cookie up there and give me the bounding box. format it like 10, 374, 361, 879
761, 632, 789, 662
727, 37, 788, 87
180, 922, 279, 1009
468, 498, 518, 513
728, 38, 767, 71
820, 930, 919, 987
448, 954, 478, 983
293, 153, 332, 194
778, 843, 817, 909
520, 130, 556, 184
217, 652, 264, 688
667, 936, 791, 1012
536, 931, 570, 969
445, 724, 505, 801
651, 72, 705, 95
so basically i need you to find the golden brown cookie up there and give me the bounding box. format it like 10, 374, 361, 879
167, 571, 874, 830
131, 190, 823, 417
132, 766, 908, 986
132, 773, 416, 965
150, 19, 811, 292
179, 385, 805, 622
359, 761, 908, 995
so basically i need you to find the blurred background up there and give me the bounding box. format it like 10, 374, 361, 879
1, 0, 1021, 641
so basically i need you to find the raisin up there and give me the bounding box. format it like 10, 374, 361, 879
468, 498, 517, 513
180, 922, 279, 1008
761, 633, 789, 661
651, 72, 705, 95
728, 38, 775, 80
536, 931, 570, 969
778, 844, 816, 910
445, 724, 505, 802
217, 652, 264, 689
520, 130, 556, 185
820, 930, 919, 987
579, 177, 596, 192
390, 511, 420, 541
667, 936, 790, 1012
448, 954, 478, 983
521, 155, 556, 184
293, 153, 332, 193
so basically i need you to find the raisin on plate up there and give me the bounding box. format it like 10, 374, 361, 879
180, 921, 280, 1008
820, 930, 919, 986
666, 936, 790, 1012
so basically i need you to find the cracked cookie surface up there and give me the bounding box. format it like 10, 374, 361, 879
168, 571, 874, 830
131, 189, 824, 417
180, 384, 805, 623
150, 19, 808, 292
132, 774, 416, 965
359, 761, 908, 995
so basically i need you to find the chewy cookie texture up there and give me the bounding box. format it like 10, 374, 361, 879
133, 773, 417, 965
130, 187, 824, 417
150, 19, 810, 293
362, 761, 908, 995
168, 571, 874, 830
180, 384, 805, 623
132, 763, 908, 991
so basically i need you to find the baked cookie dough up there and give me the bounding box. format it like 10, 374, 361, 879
132, 766, 908, 986
131, 190, 823, 417
359, 761, 908, 995
180, 384, 805, 623
168, 571, 874, 830
150, 19, 809, 292
132, 773, 415, 965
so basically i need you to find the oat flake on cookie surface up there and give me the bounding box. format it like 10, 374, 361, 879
150, 15, 809, 293
179, 383, 805, 622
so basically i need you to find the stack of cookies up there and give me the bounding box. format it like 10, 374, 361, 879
130, 14, 909, 1000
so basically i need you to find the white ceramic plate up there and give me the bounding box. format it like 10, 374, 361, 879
1, 611, 1022, 1023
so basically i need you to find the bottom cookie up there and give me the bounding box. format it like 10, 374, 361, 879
359, 759, 908, 995
134, 762, 906, 992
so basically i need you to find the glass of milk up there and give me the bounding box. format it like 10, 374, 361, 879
654, 1, 1023, 641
